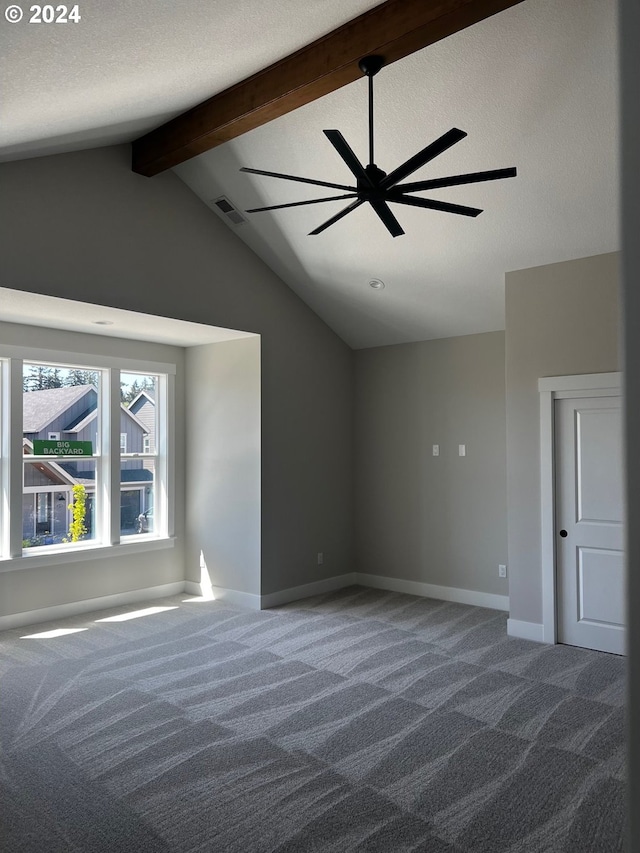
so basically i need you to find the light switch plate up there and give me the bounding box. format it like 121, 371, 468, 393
458, 444, 466, 456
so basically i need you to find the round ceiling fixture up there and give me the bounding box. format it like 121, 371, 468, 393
369, 279, 385, 290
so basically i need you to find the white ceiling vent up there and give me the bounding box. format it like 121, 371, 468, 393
210, 196, 246, 226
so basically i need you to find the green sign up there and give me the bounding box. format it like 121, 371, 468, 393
33, 440, 93, 457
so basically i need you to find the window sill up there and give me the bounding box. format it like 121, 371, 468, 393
0, 537, 176, 573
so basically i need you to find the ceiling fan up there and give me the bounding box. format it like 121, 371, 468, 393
240, 55, 517, 237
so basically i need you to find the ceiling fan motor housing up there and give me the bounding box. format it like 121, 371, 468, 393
359, 164, 387, 200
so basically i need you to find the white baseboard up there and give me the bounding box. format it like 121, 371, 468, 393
184, 580, 262, 611
183, 580, 202, 597
0, 582, 186, 632
259, 572, 508, 612
507, 618, 546, 642
0, 573, 512, 632
356, 573, 509, 612
260, 573, 358, 609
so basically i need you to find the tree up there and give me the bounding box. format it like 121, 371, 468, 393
121, 379, 141, 404
65, 369, 98, 387
64, 484, 88, 543
23, 365, 64, 391
121, 376, 155, 404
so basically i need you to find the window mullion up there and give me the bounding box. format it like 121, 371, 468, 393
8, 359, 23, 557
158, 373, 172, 537
103, 369, 121, 545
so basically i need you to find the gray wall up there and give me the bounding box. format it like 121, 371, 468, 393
354, 332, 507, 597
621, 0, 639, 844
0, 144, 354, 602
185, 337, 261, 598
0, 321, 186, 618
505, 252, 620, 626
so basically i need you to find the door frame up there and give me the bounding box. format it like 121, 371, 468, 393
538, 371, 621, 644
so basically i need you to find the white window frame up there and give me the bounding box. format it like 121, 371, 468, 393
0, 345, 175, 571
119, 371, 164, 541
120, 432, 127, 453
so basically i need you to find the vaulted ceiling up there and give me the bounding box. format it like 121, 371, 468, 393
1, 0, 618, 348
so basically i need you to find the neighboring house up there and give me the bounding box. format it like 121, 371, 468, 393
129, 389, 156, 454
22, 385, 153, 542
22, 437, 78, 542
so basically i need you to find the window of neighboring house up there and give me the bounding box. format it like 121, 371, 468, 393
35, 492, 51, 533
0, 353, 173, 563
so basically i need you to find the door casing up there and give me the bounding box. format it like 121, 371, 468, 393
538, 372, 622, 644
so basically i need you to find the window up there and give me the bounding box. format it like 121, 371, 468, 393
120, 371, 159, 537
22, 360, 100, 549
0, 351, 173, 564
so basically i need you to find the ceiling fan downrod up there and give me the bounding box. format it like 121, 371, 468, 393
358, 55, 384, 171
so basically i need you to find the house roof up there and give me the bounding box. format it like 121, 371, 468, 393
22, 438, 79, 486
22, 385, 96, 433
61, 467, 154, 485
69, 404, 149, 435
23, 384, 149, 435
129, 389, 156, 411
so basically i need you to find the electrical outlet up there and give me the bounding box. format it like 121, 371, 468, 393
432, 444, 440, 456
458, 444, 466, 457
317, 552, 323, 565
498, 564, 507, 578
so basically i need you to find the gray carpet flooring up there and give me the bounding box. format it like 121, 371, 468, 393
0, 585, 627, 852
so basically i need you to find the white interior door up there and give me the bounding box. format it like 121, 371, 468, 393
555, 395, 625, 655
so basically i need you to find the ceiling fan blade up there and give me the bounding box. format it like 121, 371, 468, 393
323, 130, 373, 186
240, 166, 356, 192
397, 167, 517, 193
246, 194, 358, 213
389, 193, 482, 217
369, 200, 405, 237
382, 128, 467, 189
309, 199, 364, 235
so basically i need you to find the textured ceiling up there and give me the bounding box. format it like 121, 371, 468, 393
1, 0, 619, 349
0, 0, 380, 161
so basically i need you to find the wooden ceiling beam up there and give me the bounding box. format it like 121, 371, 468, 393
132, 0, 525, 177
